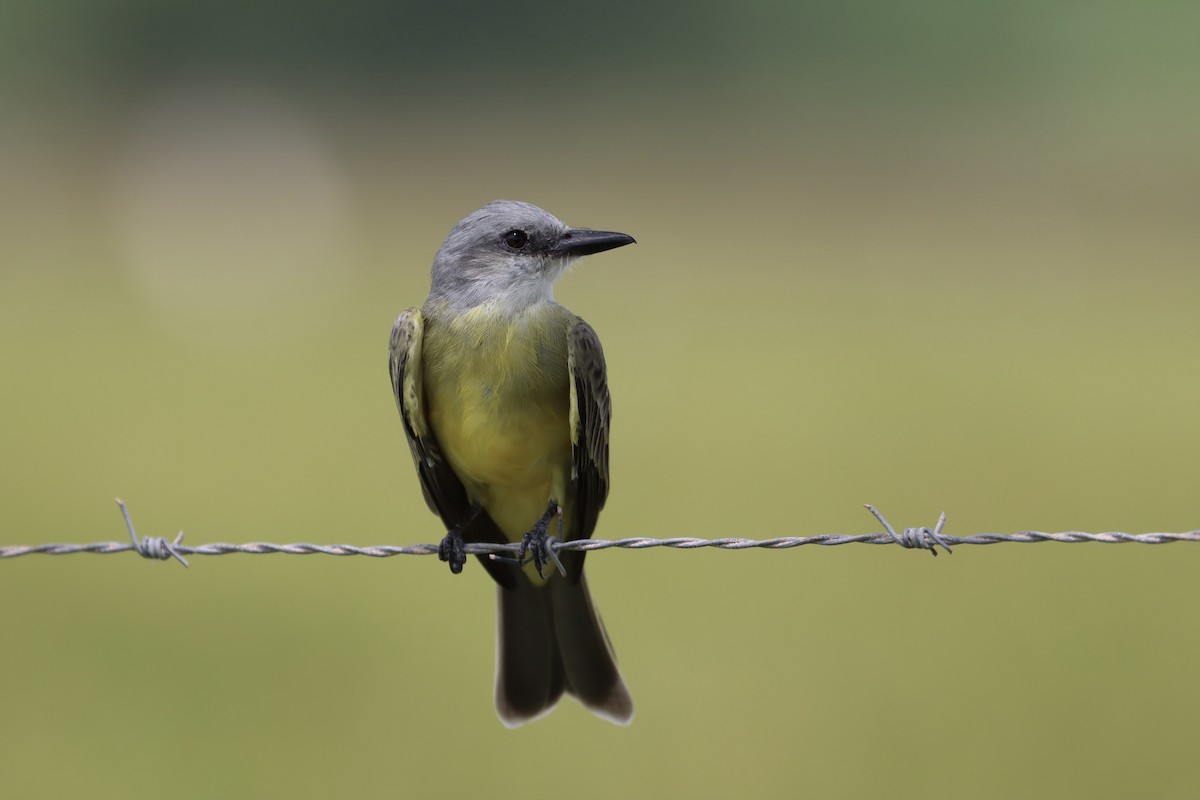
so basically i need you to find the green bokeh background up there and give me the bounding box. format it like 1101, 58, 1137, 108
2, 3, 1198, 798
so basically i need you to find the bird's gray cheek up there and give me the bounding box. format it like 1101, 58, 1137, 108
537, 256, 565, 277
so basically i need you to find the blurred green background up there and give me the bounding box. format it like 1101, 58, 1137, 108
2, 2, 1199, 798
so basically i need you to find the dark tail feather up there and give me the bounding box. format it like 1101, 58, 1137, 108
495, 574, 633, 727
550, 573, 633, 725
495, 580, 563, 727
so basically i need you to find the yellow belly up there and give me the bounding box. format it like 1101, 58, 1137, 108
435, 394, 571, 538
422, 301, 575, 547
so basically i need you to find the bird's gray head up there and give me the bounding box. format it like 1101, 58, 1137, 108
427, 200, 635, 313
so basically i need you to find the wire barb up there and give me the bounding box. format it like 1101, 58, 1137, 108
543, 536, 569, 578
116, 498, 189, 567
864, 504, 952, 556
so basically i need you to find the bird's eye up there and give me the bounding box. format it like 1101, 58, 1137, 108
503, 229, 529, 249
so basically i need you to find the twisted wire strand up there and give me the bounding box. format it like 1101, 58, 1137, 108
1, 500, 1197, 565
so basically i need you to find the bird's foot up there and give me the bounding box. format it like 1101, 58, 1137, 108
438, 506, 485, 575
438, 527, 467, 574
518, 501, 565, 578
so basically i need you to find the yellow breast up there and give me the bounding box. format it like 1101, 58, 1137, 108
422, 301, 574, 543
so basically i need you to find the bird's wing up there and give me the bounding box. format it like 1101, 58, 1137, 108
389, 308, 473, 528
567, 319, 612, 556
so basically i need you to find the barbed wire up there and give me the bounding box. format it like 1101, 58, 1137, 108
1, 500, 1197, 569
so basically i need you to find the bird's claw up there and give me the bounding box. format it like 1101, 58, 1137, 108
518, 502, 564, 578
518, 522, 551, 577
438, 528, 467, 574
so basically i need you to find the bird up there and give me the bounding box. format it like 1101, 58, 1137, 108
389, 200, 635, 727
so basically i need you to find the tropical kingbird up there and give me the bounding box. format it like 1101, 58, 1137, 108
389, 200, 635, 726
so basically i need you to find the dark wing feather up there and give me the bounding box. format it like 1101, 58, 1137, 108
389, 308, 473, 528
567, 319, 611, 574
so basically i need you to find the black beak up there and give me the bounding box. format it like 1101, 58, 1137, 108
553, 228, 636, 258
